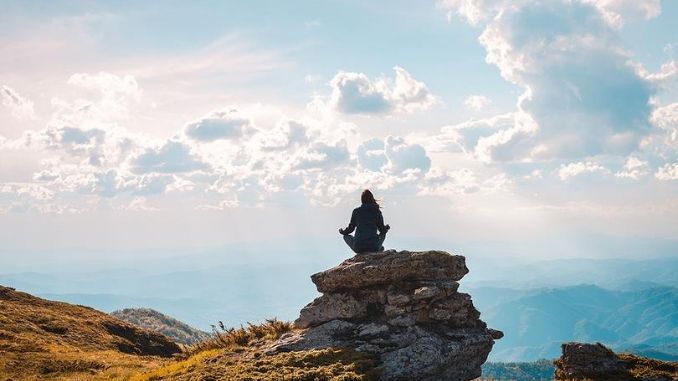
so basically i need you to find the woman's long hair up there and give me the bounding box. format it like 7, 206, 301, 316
361, 189, 380, 208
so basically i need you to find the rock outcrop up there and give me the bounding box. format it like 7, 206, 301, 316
267, 250, 503, 381
554, 342, 678, 381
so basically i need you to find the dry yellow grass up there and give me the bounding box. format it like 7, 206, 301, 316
0, 285, 179, 380
553, 352, 678, 380
188, 318, 294, 354
134, 346, 381, 381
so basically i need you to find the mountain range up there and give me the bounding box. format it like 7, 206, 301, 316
472, 284, 678, 361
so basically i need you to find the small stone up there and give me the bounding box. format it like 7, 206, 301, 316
355, 342, 382, 353
358, 323, 389, 337
413, 286, 440, 300
295, 293, 366, 328
488, 328, 504, 340
430, 308, 453, 321
386, 292, 410, 306
384, 304, 409, 317
388, 314, 416, 327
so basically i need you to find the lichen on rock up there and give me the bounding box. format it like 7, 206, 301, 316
267, 250, 503, 381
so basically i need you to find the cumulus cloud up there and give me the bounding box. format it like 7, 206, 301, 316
66, 72, 141, 120
293, 140, 350, 170
357, 138, 388, 171
384, 136, 431, 174
435, 112, 538, 163
437, 0, 504, 25
640, 60, 678, 85
1, 85, 35, 119
43, 125, 106, 163
439, 0, 661, 27
357, 136, 431, 174
558, 161, 609, 180
464, 95, 491, 111
655, 163, 678, 181
437, 0, 659, 163
329, 66, 436, 115
184, 108, 253, 142
650, 102, 678, 148
420, 167, 482, 195
583, 0, 661, 27
130, 140, 210, 174
257, 120, 308, 151
615, 156, 649, 179
435, 113, 514, 153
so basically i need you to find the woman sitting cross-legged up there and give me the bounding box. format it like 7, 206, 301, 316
339, 189, 390, 254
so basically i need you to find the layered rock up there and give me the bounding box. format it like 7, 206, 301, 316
267, 250, 502, 381
554, 342, 678, 381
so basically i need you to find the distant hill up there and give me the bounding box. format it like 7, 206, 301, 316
0, 285, 180, 379
111, 307, 210, 345
477, 285, 678, 361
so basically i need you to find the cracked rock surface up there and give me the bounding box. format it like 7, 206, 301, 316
267, 250, 503, 381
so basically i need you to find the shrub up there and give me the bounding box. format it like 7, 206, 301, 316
189, 318, 293, 354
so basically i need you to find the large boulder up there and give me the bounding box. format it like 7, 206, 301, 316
554, 342, 678, 381
267, 250, 502, 381
311, 250, 469, 293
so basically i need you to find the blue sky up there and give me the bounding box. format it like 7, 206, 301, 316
0, 0, 676, 264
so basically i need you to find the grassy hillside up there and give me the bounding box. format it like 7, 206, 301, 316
131, 319, 380, 381
0, 285, 180, 380
0, 285, 380, 380
111, 308, 209, 345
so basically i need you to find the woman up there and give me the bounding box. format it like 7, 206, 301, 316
339, 189, 390, 254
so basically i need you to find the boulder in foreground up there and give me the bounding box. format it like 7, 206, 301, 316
554, 342, 678, 381
267, 250, 502, 381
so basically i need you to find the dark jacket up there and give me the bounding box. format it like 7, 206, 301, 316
342, 202, 387, 252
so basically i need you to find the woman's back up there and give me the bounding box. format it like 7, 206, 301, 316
339, 190, 390, 254
352, 202, 383, 245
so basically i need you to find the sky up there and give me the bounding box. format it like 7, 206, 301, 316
0, 0, 676, 266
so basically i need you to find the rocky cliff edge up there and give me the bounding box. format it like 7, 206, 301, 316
267, 250, 503, 381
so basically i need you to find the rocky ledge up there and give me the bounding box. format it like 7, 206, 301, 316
267, 250, 503, 381
555, 342, 678, 381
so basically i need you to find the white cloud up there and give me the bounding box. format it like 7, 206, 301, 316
464, 95, 492, 111
257, 120, 309, 151
438, 0, 658, 163
328, 66, 436, 115
655, 163, 678, 181
583, 0, 661, 27
184, 108, 253, 142
384, 136, 431, 174
640, 60, 678, 85
558, 161, 609, 180
130, 140, 210, 174
357, 138, 388, 171
1, 85, 35, 119
437, 0, 505, 25
66, 72, 141, 121
440, 0, 661, 27
650, 102, 678, 147
435, 113, 514, 153
293, 140, 351, 170
435, 111, 538, 163
357, 136, 431, 175
615, 156, 649, 179
420, 167, 481, 195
